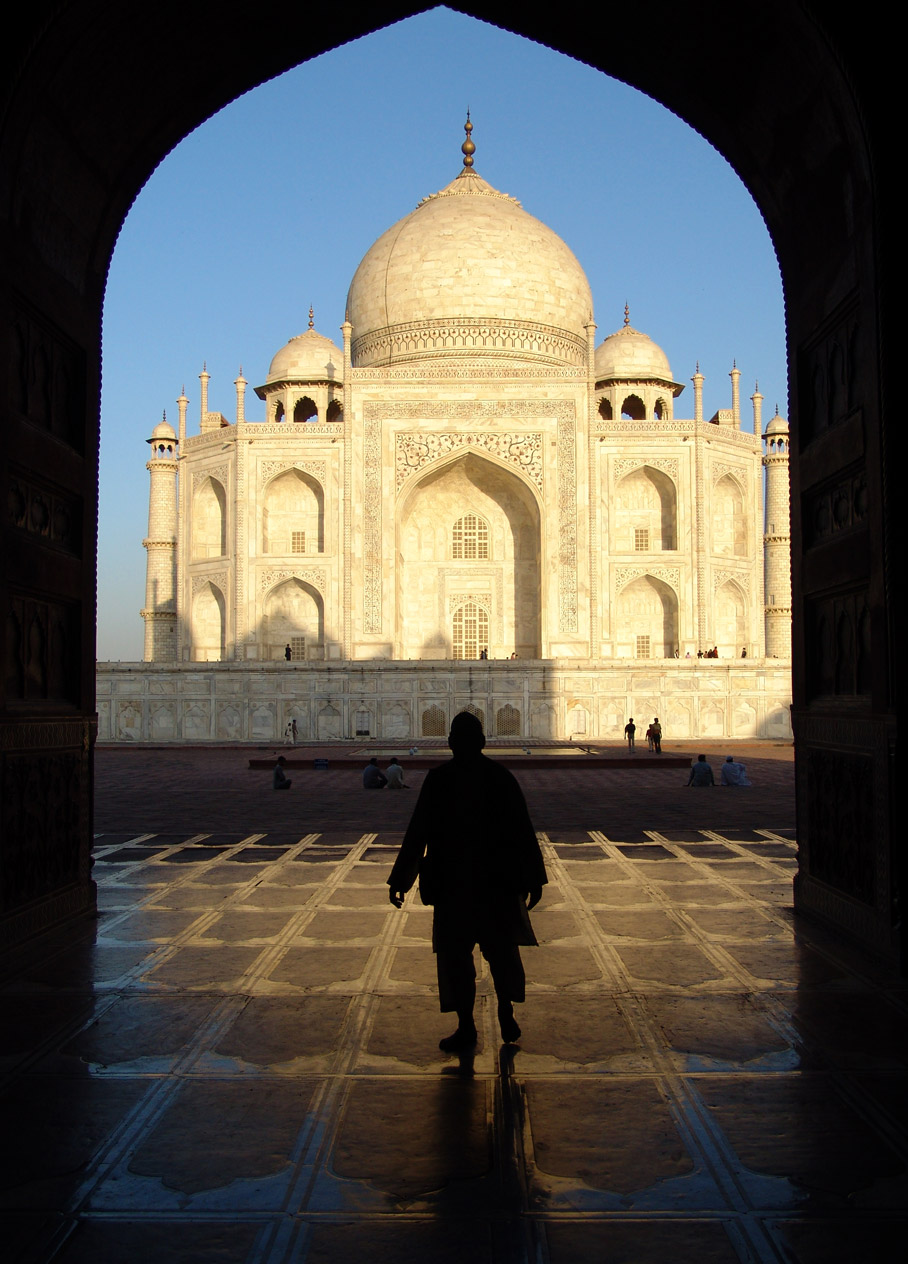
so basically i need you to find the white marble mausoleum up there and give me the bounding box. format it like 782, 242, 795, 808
98, 122, 792, 742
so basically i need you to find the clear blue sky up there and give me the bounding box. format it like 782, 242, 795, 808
97, 7, 786, 660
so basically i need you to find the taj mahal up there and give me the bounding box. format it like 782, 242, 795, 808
97, 122, 792, 744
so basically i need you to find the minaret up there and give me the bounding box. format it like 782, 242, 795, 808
750, 380, 763, 436
763, 407, 792, 657
234, 366, 247, 424
141, 415, 179, 661
692, 362, 704, 423
199, 363, 209, 427
729, 360, 741, 427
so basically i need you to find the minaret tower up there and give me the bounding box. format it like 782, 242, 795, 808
763, 406, 792, 657
141, 415, 179, 661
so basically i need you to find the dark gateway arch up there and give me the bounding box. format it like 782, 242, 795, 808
0, 5, 898, 964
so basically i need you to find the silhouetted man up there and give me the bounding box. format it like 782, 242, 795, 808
388, 711, 546, 1051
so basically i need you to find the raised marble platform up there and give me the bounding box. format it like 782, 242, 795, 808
97, 659, 792, 744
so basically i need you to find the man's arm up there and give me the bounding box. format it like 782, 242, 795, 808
387, 770, 435, 906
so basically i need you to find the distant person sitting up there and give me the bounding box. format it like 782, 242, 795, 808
721, 755, 751, 786
686, 754, 715, 786
273, 755, 292, 790
386, 757, 408, 789
363, 757, 388, 789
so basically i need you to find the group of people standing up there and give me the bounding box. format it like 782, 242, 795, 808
623, 717, 662, 752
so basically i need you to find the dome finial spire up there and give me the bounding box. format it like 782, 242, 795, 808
308, 306, 314, 330
461, 111, 475, 170
623, 302, 630, 327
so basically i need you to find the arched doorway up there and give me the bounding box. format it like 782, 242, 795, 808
0, 6, 897, 967
396, 453, 541, 659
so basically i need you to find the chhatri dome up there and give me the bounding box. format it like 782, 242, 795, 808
595, 308, 681, 392
346, 116, 594, 369
265, 309, 342, 385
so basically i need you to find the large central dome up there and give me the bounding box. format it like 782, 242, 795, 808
346, 159, 593, 369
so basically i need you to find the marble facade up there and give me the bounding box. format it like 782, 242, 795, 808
120, 128, 791, 742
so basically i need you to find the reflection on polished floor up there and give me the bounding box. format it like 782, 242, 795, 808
3, 760, 907, 1262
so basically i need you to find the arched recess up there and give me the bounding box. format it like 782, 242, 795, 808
613, 466, 677, 551
621, 394, 645, 420
191, 476, 226, 559
262, 469, 324, 555
191, 582, 225, 661
293, 396, 317, 423
615, 575, 678, 658
715, 580, 747, 656
1, 7, 897, 963
712, 474, 747, 557
262, 578, 324, 661
396, 451, 541, 659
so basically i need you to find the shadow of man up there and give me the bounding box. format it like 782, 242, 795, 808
388, 712, 547, 1052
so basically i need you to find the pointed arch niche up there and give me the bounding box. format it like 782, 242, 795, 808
712, 474, 747, 557
396, 452, 541, 659
191, 476, 227, 559
262, 468, 324, 555
262, 578, 324, 661
191, 582, 225, 661
613, 465, 677, 552
615, 574, 678, 658
715, 579, 747, 655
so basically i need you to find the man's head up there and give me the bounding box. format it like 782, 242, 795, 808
697, 754, 707, 762
277, 756, 286, 766
369, 757, 378, 766
726, 756, 734, 763
448, 711, 486, 755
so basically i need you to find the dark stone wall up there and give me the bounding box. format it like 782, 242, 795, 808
0, 4, 899, 960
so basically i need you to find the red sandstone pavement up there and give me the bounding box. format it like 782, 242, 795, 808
94, 741, 795, 838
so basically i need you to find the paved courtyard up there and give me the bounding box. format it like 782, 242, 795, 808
3, 745, 907, 1262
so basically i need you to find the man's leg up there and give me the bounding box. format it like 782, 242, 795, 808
482, 942, 526, 1043
435, 947, 478, 1049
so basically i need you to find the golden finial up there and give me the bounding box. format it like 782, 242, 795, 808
461, 111, 475, 170
308, 306, 314, 330
162, 409, 167, 421
623, 303, 630, 327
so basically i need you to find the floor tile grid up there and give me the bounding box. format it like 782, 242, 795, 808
255, 844, 522, 1261
60, 836, 386, 1239
532, 835, 778, 1264
566, 833, 908, 1257
260, 842, 442, 1249
95, 834, 317, 992
71, 835, 440, 1264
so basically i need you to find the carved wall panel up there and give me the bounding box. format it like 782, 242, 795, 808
557, 415, 577, 631
8, 472, 82, 555
5, 593, 79, 705
9, 301, 86, 450
798, 294, 860, 445
806, 588, 872, 698
804, 747, 875, 903
1, 750, 83, 910
803, 470, 868, 547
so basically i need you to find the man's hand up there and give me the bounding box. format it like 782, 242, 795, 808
389, 889, 405, 909
526, 888, 542, 910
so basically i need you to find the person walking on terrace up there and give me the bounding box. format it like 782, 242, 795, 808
387, 711, 547, 1052
624, 717, 636, 749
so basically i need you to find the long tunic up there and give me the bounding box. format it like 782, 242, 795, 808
387, 753, 547, 950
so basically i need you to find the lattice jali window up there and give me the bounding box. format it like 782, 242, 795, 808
461, 704, 486, 730
452, 602, 490, 660
292, 531, 306, 554
634, 527, 650, 552
452, 514, 489, 560
422, 705, 446, 736
635, 635, 651, 659
290, 636, 307, 661
496, 704, 521, 737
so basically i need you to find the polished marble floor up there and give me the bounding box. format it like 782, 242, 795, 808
3, 751, 906, 1262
